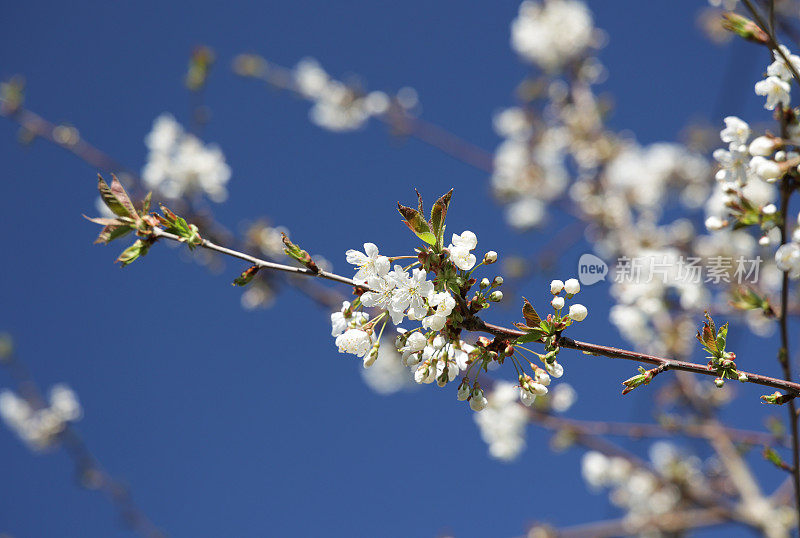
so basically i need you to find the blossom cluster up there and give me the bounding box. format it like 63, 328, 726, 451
331, 235, 491, 408
510, 0, 596, 71
474, 381, 576, 461
708, 114, 800, 279
581, 449, 683, 528
330, 200, 588, 413
292, 58, 418, 132
0, 384, 82, 451
142, 113, 232, 202
755, 45, 799, 111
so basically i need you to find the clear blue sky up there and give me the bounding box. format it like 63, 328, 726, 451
0, 1, 787, 536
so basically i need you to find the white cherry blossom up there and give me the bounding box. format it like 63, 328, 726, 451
422, 292, 456, 331
391, 267, 434, 320
335, 328, 372, 358
346, 243, 390, 284
755, 76, 791, 110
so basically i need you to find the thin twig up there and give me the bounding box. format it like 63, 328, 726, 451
742, 0, 800, 88
150, 227, 366, 289
245, 60, 495, 173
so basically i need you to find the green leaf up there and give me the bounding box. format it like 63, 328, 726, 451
516, 329, 545, 344
158, 205, 202, 248
141, 191, 152, 215
430, 189, 453, 246
521, 297, 541, 328
233, 265, 260, 286
116, 239, 150, 267
397, 202, 435, 245
108, 174, 138, 218
97, 174, 131, 217
96, 225, 132, 244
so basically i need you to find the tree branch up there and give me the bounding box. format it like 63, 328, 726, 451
150, 227, 366, 290
472, 319, 800, 396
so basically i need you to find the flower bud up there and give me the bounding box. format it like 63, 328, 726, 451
564, 278, 580, 296
489, 291, 503, 302
705, 216, 727, 231
457, 380, 471, 401
363, 346, 379, 368
550, 280, 565, 295
763, 203, 777, 215
504, 345, 515, 357
535, 368, 551, 386
492, 276, 504, 287
749, 135, 779, 157
395, 332, 408, 348
714, 377, 725, 388
551, 296, 565, 310
480, 277, 490, 289
484, 251, 498, 264
568, 304, 588, 322
750, 156, 782, 182
545, 360, 564, 378
721, 13, 770, 45
738, 372, 749, 382
469, 388, 488, 411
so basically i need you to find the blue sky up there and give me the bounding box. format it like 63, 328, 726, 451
0, 1, 790, 537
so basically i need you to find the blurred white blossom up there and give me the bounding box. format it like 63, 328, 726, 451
142, 114, 231, 202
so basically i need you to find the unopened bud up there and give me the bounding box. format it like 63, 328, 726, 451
363, 346, 379, 368
504, 345, 515, 357
489, 291, 503, 302
492, 276, 504, 287
721, 13, 769, 45
749, 135, 780, 157
484, 251, 498, 264
457, 379, 471, 401
738, 372, 749, 382
480, 277, 490, 289
714, 377, 725, 388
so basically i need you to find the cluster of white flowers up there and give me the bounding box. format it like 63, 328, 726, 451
292, 58, 418, 132
474, 381, 577, 462
331, 300, 377, 366
491, 108, 570, 229
602, 142, 711, 212
706, 116, 800, 282
473, 381, 528, 461
0, 384, 82, 451
581, 450, 681, 529
708, 116, 784, 219
142, 113, 232, 202
510, 0, 595, 71
332, 231, 577, 411
755, 46, 798, 111
550, 278, 587, 322
343, 240, 469, 330
406, 334, 475, 391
